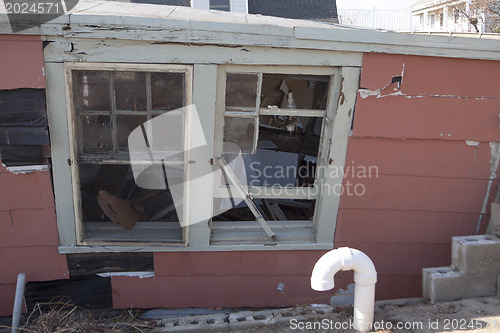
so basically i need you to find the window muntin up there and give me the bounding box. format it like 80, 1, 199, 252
70, 66, 191, 245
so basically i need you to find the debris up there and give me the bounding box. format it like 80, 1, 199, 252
97, 190, 147, 230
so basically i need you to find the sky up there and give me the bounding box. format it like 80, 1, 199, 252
336, 0, 418, 10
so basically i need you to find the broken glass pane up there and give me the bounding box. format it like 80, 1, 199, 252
223, 116, 255, 154
261, 74, 330, 110
114, 72, 147, 111
73, 71, 110, 111
151, 72, 184, 111
116, 115, 148, 151
225, 73, 258, 109
212, 199, 316, 222
80, 115, 113, 153
79, 163, 183, 241
255, 116, 322, 186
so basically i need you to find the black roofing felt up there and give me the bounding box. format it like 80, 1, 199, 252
248, 0, 338, 22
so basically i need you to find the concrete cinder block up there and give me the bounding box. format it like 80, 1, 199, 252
422, 267, 449, 299
452, 235, 500, 274
427, 267, 497, 303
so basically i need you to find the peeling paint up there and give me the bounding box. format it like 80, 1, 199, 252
6, 165, 49, 174
475, 142, 500, 234
467, 141, 480, 177
97, 271, 155, 278
358, 88, 381, 99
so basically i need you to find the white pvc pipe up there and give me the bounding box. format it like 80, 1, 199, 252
11, 273, 26, 333
311, 247, 377, 332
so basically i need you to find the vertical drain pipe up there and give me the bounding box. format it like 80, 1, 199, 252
311, 247, 377, 332
11, 273, 26, 333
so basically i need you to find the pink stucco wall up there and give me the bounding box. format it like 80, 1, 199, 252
333, 53, 500, 299
0, 35, 45, 89
0, 35, 67, 316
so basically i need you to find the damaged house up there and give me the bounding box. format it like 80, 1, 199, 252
0, 0, 499, 314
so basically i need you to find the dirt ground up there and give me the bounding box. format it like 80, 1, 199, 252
1, 296, 499, 332
243, 296, 500, 333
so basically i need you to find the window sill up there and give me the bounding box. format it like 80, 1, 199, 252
58, 242, 333, 254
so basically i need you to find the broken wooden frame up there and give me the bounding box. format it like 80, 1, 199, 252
212, 65, 350, 245
47, 56, 359, 252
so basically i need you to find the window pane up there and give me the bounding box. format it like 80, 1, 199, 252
256, 116, 322, 186
213, 199, 316, 221
73, 71, 110, 111
79, 163, 183, 242
152, 72, 185, 111
225, 73, 258, 108
80, 115, 113, 153
261, 74, 330, 110
114, 72, 147, 111
116, 115, 148, 151
223, 116, 255, 154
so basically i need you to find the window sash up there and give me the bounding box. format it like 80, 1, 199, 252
65, 63, 193, 245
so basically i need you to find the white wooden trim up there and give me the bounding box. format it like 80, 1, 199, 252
58, 242, 333, 253
315, 67, 360, 243
223, 65, 337, 75
187, 64, 217, 247
43, 38, 362, 67
45, 62, 77, 246
64, 64, 85, 243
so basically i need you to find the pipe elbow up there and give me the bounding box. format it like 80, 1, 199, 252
310, 247, 351, 291
310, 247, 377, 291
350, 248, 377, 286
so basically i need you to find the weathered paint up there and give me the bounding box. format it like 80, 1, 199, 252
346, 138, 493, 179
0, 171, 55, 211
335, 209, 478, 244
154, 250, 325, 277
332, 52, 500, 301
0, 35, 45, 89
353, 96, 500, 141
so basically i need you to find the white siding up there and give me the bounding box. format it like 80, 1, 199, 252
192, 0, 209, 10
230, 0, 247, 13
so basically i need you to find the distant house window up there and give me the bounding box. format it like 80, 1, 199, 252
439, 13, 443, 27
454, 9, 460, 23
429, 13, 436, 28
210, 0, 230, 11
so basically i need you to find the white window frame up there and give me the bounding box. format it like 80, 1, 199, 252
211, 65, 336, 245
44, 40, 360, 253
65, 63, 194, 247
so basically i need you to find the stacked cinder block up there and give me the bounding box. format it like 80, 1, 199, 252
423, 235, 500, 303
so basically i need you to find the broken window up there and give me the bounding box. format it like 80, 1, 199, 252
71, 67, 191, 244
214, 68, 333, 244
